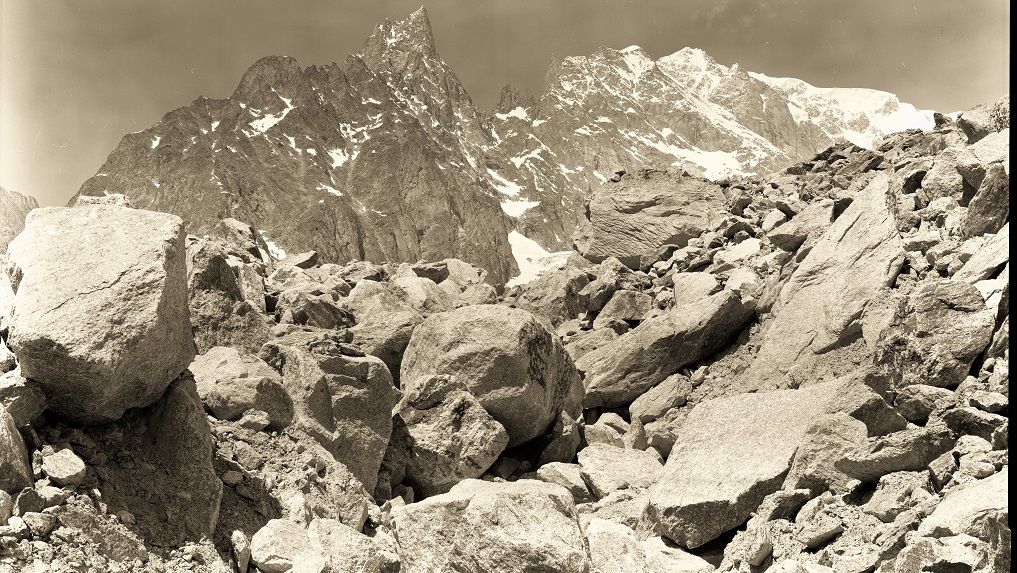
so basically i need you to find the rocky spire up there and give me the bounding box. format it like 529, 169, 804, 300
360, 6, 438, 70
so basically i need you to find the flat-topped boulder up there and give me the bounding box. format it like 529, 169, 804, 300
644, 380, 843, 549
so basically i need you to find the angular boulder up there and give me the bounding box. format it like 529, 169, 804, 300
741, 173, 906, 388
573, 170, 727, 268
874, 279, 994, 391
189, 346, 294, 430
961, 162, 1009, 239
400, 305, 584, 447
261, 332, 400, 492
350, 310, 423, 385
398, 386, 509, 497
4, 206, 194, 423
917, 467, 1007, 538
513, 265, 591, 327
577, 290, 754, 408
391, 479, 591, 573
578, 444, 663, 499
0, 404, 31, 493
644, 380, 841, 549
671, 272, 721, 309
187, 237, 272, 354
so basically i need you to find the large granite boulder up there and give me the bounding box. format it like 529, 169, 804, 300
874, 279, 994, 392
391, 479, 591, 573
397, 385, 510, 497
186, 237, 273, 354
401, 305, 584, 447
573, 169, 727, 268
188, 346, 294, 430
643, 380, 842, 549
4, 206, 194, 423
261, 332, 400, 492
577, 290, 754, 408
741, 172, 906, 388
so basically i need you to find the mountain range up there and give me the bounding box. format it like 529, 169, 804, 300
73, 7, 935, 284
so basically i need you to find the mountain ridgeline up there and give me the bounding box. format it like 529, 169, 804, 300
75, 7, 935, 284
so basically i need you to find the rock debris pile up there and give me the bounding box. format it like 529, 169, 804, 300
0, 98, 1009, 572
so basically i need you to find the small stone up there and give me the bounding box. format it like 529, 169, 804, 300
2, 515, 29, 539
957, 456, 996, 479
41, 447, 87, 487
35, 486, 68, 508
968, 390, 1008, 413
222, 471, 244, 487
337, 342, 366, 357
237, 409, 272, 432
21, 511, 55, 537
796, 513, 843, 550
13, 488, 45, 515
233, 441, 264, 471
928, 451, 958, 490
232, 530, 252, 573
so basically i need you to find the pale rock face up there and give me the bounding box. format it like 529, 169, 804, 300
4, 206, 194, 423
741, 172, 906, 389
577, 290, 754, 408
401, 305, 584, 447
0, 404, 32, 493
391, 479, 592, 573
644, 380, 843, 549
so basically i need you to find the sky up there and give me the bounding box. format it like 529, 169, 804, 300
1, 0, 1010, 207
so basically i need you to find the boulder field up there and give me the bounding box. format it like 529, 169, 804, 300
0, 100, 1009, 573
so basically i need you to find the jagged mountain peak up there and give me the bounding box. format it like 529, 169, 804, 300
232, 55, 305, 101
496, 84, 537, 114
362, 6, 437, 68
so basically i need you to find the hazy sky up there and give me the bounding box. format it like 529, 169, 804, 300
1, 0, 1009, 206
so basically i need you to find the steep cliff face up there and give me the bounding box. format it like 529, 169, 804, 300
75, 8, 935, 284
0, 187, 39, 252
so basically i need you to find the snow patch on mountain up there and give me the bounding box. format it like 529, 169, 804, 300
245, 93, 295, 137
501, 199, 539, 217
487, 168, 524, 196
259, 231, 286, 260
506, 230, 571, 288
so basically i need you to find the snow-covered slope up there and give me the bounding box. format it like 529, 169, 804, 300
749, 72, 936, 148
